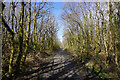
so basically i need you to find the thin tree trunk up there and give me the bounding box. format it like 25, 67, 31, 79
15, 1, 24, 72
21, 0, 31, 64
9, 1, 15, 76
33, 1, 36, 57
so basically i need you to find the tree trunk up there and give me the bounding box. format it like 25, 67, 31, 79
33, 1, 36, 57
9, 1, 15, 77
15, 1, 24, 72
21, 0, 31, 64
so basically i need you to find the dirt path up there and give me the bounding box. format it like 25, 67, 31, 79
39, 49, 88, 80
21, 49, 98, 80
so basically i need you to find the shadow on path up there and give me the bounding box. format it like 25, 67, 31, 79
23, 49, 99, 80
